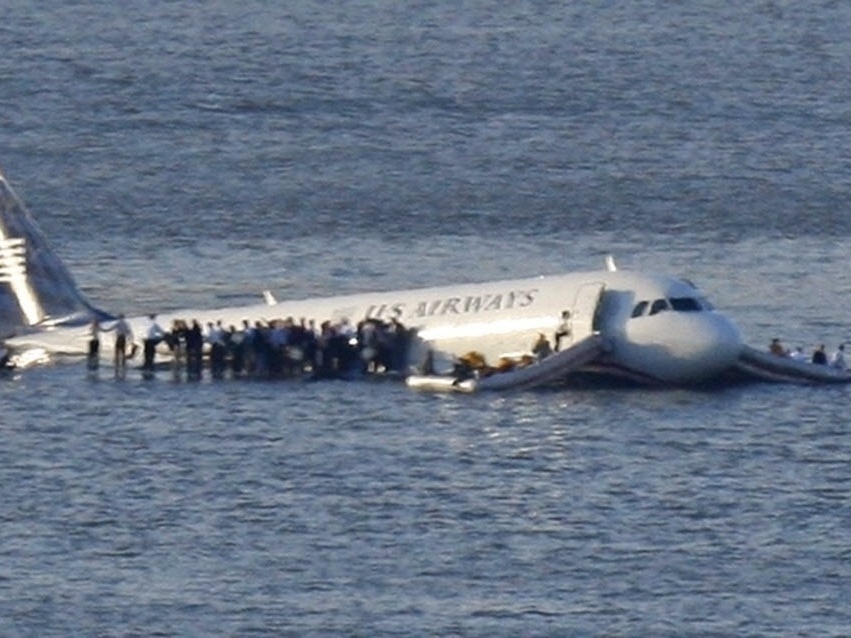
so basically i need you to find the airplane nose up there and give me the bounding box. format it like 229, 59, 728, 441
650, 312, 743, 384
620, 310, 745, 385
703, 314, 743, 373
665, 313, 743, 384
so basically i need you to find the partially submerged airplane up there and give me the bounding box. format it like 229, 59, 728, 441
0, 169, 848, 388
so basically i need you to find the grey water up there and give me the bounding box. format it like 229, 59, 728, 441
2, 1, 851, 635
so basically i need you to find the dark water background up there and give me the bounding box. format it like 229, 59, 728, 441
2, 1, 851, 635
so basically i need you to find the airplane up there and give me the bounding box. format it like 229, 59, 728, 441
0, 168, 848, 388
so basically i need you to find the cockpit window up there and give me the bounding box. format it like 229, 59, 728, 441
669, 297, 702, 312
631, 301, 649, 318
630, 296, 713, 320
649, 299, 670, 315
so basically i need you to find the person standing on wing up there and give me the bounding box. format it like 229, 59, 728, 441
87, 318, 101, 370
142, 314, 166, 372
103, 313, 133, 372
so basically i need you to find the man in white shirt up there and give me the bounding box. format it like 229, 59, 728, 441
105, 313, 134, 371
789, 346, 808, 362
829, 344, 846, 370
143, 314, 165, 371
554, 310, 571, 351
207, 320, 227, 378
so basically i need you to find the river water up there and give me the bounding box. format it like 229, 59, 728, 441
1, 1, 851, 635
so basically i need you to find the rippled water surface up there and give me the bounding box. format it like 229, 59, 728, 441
2, 1, 851, 635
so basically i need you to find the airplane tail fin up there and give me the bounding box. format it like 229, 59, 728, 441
0, 170, 106, 336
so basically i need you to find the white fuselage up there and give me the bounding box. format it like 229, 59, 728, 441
6, 269, 744, 384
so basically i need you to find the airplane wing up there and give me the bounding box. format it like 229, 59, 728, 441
734, 345, 851, 384
406, 332, 607, 393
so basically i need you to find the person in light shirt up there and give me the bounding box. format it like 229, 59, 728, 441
829, 344, 846, 371
789, 346, 808, 362
142, 314, 166, 371
207, 320, 227, 378
105, 313, 133, 371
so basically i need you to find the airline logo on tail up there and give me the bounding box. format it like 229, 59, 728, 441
0, 237, 26, 283
0, 235, 43, 326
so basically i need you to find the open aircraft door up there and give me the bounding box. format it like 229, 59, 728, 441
569, 282, 605, 342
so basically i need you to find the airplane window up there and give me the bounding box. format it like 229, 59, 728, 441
631, 301, 649, 318
669, 297, 702, 312
649, 299, 670, 315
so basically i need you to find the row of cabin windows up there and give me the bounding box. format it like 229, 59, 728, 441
631, 297, 711, 318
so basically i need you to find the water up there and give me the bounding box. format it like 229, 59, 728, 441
2, 1, 851, 635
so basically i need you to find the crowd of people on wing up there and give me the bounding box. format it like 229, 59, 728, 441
768, 338, 847, 370
88, 313, 413, 380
